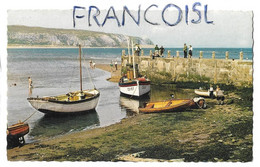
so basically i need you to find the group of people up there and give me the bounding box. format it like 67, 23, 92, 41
154, 45, 165, 57
183, 43, 193, 58
110, 60, 118, 71
134, 44, 165, 58
209, 84, 225, 105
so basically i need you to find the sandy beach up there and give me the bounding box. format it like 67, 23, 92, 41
6, 64, 253, 162
95, 64, 122, 82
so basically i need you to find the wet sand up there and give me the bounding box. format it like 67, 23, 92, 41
7, 65, 253, 162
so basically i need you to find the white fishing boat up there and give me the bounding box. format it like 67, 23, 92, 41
119, 77, 150, 97
118, 39, 150, 97
194, 89, 217, 97
27, 45, 100, 114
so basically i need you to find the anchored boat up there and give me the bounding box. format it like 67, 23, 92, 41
119, 39, 150, 97
27, 45, 100, 114
119, 77, 150, 97
139, 97, 206, 113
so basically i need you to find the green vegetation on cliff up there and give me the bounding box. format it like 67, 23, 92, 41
8, 25, 153, 47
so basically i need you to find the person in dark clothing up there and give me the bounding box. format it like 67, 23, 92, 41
154, 45, 159, 56
188, 45, 193, 58
209, 84, 214, 98
183, 43, 188, 58
160, 46, 165, 56
135, 44, 141, 56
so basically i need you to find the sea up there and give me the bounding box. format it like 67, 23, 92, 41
6, 47, 253, 142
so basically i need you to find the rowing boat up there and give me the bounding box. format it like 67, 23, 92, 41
139, 97, 205, 113
7, 122, 30, 148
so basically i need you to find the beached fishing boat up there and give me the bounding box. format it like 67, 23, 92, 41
118, 39, 150, 97
119, 77, 150, 97
194, 89, 217, 97
7, 122, 29, 137
27, 45, 100, 114
139, 97, 205, 113
7, 122, 29, 147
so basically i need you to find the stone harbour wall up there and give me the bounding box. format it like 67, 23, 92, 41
121, 50, 253, 87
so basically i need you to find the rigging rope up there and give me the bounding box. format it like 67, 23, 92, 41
22, 110, 37, 123
81, 47, 96, 90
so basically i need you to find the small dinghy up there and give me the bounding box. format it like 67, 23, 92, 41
139, 97, 206, 113
194, 89, 217, 97
7, 122, 29, 148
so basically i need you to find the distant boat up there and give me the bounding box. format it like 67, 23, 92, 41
119, 39, 150, 97
194, 89, 217, 97
7, 122, 29, 147
27, 45, 100, 114
139, 97, 206, 113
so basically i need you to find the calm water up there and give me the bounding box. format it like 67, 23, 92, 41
7, 47, 252, 142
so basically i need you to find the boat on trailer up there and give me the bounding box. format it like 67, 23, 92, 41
139, 97, 206, 113
27, 45, 100, 114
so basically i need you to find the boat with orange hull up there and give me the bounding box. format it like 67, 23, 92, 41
7, 122, 30, 148
7, 122, 29, 137
139, 97, 206, 113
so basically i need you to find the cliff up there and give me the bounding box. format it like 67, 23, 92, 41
7, 25, 153, 47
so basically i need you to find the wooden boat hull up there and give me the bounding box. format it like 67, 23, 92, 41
7, 122, 29, 137
119, 79, 150, 97
194, 89, 216, 97
139, 98, 205, 113
27, 89, 100, 114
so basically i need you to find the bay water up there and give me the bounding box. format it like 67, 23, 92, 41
7, 47, 252, 142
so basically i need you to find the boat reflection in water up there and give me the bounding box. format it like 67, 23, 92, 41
119, 95, 150, 114
29, 110, 99, 140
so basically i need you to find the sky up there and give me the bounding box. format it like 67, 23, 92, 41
7, 6, 253, 48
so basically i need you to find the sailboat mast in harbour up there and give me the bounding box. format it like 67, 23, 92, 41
27, 45, 100, 114
79, 44, 83, 92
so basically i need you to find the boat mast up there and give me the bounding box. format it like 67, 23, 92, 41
127, 38, 131, 64
131, 39, 136, 78
79, 44, 83, 92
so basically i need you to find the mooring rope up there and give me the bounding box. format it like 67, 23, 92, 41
81, 47, 96, 90
22, 110, 38, 123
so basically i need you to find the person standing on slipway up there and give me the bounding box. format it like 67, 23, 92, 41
115, 60, 118, 70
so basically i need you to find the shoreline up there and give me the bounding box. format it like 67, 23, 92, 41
95, 64, 121, 82
6, 66, 253, 162
7, 45, 155, 49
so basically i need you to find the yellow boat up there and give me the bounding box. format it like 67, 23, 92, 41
139, 97, 205, 113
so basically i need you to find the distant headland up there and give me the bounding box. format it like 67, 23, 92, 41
7, 25, 154, 48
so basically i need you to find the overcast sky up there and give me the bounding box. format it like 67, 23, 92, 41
7, 8, 253, 48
